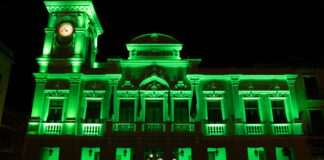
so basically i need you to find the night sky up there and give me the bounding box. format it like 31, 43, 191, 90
0, 0, 324, 114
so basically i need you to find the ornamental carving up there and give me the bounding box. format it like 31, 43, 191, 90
140, 91, 168, 98
203, 91, 225, 98
84, 90, 106, 98
117, 90, 138, 98
174, 81, 189, 90
119, 81, 135, 90
171, 91, 191, 98
45, 90, 69, 97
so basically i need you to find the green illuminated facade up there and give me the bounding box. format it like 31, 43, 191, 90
23, 0, 324, 160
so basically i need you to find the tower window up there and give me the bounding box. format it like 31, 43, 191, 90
304, 76, 321, 99
85, 101, 101, 123
207, 101, 223, 123
47, 100, 63, 123
244, 100, 260, 123
271, 100, 287, 123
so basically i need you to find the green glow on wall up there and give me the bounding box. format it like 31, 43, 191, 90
39, 147, 59, 160
275, 147, 295, 160
207, 148, 227, 160
81, 147, 100, 160
116, 148, 133, 160
174, 148, 192, 160
247, 147, 266, 160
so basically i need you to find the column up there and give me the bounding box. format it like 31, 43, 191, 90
31, 73, 47, 120
65, 73, 82, 135
229, 75, 243, 135
260, 94, 272, 135
286, 75, 301, 134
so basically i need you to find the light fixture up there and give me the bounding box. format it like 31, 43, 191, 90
49, 148, 53, 156
89, 148, 93, 156
215, 149, 219, 156
180, 149, 184, 157
123, 149, 127, 157
149, 153, 153, 158
254, 149, 258, 156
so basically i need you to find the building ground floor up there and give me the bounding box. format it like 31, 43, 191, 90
23, 135, 313, 160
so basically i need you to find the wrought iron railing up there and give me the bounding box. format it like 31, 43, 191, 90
272, 123, 291, 135
112, 122, 136, 132
206, 124, 226, 136
244, 124, 264, 135
82, 123, 102, 136
142, 123, 165, 132
171, 122, 195, 132
43, 123, 62, 135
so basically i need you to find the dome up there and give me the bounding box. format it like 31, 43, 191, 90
129, 33, 181, 44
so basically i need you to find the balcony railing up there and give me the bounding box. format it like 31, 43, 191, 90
272, 123, 291, 135
112, 122, 136, 132
171, 122, 195, 132
244, 124, 264, 135
142, 123, 165, 132
82, 123, 102, 136
43, 123, 62, 135
206, 124, 226, 136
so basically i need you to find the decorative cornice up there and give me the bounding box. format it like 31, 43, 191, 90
84, 90, 106, 98
239, 90, 290, 98
140, 90, 168, 98
45, 90, 69, 97
117, 90, 139, 98
203, 91, 225, 98
171, 90, 191, 98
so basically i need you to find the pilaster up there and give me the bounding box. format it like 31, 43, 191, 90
31, 73, 48, 120
187, 74, 202, 121
229, 75, 243, 135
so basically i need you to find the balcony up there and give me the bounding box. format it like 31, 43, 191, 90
43, 123, 62, 135
272, 123, 291, 135
82, 123, 102, 136
244, 124, 264, 135
206, 124, 226, 136
106, 122, 200, 136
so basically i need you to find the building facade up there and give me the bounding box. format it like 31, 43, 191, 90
23, 1, 324, 160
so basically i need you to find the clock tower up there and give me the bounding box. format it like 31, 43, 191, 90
37, 0, 103, 73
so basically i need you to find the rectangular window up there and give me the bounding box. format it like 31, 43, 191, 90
245, 100, 260, 123
271, 100, 287, 123
310, 110, 324, 135
207, 101, 223, 123
47, 100, 63, 123
116, 148, 134, 160
85, 101, 101, 123
174, 100, 189, 122
304, 76, 321, 99
146, 100, 163, 122
119, 100, 135, 122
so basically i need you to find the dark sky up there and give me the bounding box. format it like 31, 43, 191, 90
1, 0, 324, 114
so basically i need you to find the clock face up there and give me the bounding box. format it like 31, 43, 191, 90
58, 23, 73, 37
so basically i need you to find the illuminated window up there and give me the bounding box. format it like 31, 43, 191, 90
207, 101, 223, 123
146, 100, 163, 122
244, 100, 260, 123
275, 147, 295, 160
85, 101, 101, 123
39, 147, 59, 160
81, 147, 100, 160
207, 148, 227, 160
247, 147, 266, 160
144, 148, 164, 160
47, 100, 63, 123
119, 100, 135, 122
174, 100, 189, 122
304, 76, 321, 99
271, 100, 287, 123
